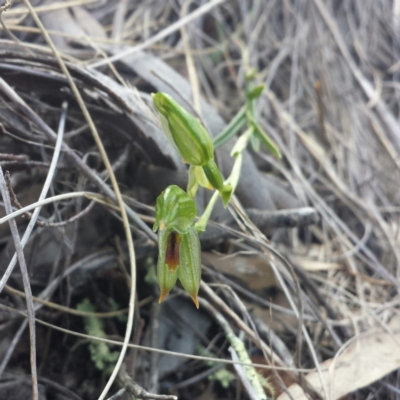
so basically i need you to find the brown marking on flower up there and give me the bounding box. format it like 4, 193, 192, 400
165, 231, 181, 272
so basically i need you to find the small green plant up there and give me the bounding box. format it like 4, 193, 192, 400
77, 298, 119, 373
152, 73, 280, 308
209, 368, 236, 389
198, 345, 236, 388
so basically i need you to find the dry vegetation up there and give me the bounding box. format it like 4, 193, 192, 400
0, 0, 400, 399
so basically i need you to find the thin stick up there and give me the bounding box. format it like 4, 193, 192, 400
106, 388, 126, 400
0, 104, 67, 293
230, 348, 266, 400
0, 191, 93, 226
0, 0, 18, 43
4, 285, 129, 318
20, 1, 137, 397
180, 0, 201, 113
89, 0, 226, 68
200, 281, 285, 367
0, 319, 28, 374
0, 302, 314, 373
5, 0, 99, 15
313, 0, 400, 154
0, 0, 35, 55
0, 166, 38, 400
118, 365, 178, 400
0, 79, 156, 241
200, 296, 270, 400
39, 200, 95, 228
5, 170, 30, 218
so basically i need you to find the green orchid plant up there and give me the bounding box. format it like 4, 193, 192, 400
152, 73, 281, 308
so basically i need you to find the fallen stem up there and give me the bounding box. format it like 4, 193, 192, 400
0, 166, 38, 400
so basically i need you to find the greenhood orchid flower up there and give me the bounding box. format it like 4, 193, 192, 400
154, 185, 201, 308
152, 92, 232, 206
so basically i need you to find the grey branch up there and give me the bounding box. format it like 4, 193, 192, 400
118, 366, 178, 400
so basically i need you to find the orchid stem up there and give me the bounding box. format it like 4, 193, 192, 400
195, 190, 219, 233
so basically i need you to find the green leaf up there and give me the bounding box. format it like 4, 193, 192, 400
154, 185, 197, 234
230, 127, 253, 157
213, 105, 247, 149
250, 134, 260, 152
247, 84, 265, 100
247, 112, 282, 158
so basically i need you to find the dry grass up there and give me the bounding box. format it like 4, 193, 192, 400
0, 1, 399, 399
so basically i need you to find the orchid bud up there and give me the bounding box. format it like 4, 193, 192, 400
153, 185, 197, 234
152, 92, 214, 166
152, 92, 233, 206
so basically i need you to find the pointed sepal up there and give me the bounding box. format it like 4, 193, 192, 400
157, 229, 179, 303
178, 227, 201, 309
